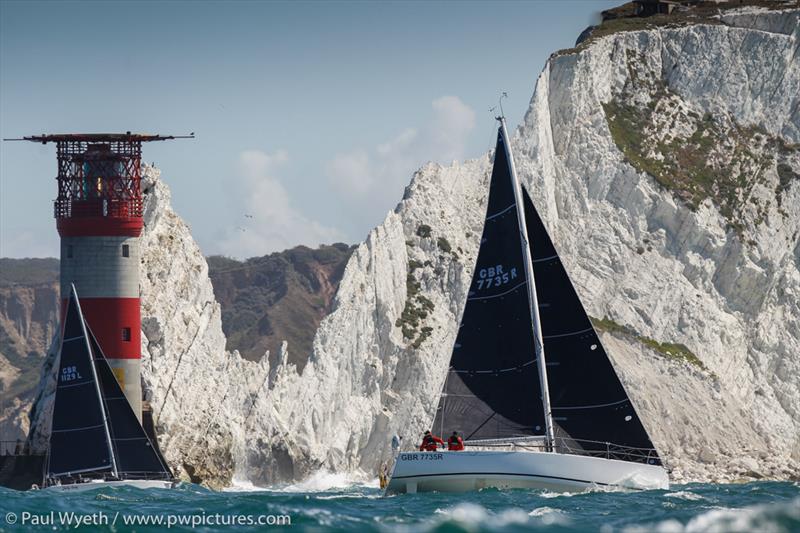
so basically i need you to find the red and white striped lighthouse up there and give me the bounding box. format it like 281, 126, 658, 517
17, 133, 191, 421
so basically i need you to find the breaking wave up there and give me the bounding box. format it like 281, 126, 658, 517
433, 503, 541, 529
10, 480, 791, 532
225, 469, 377, 494
626, 496, 800, 533
664, 490, 706, 501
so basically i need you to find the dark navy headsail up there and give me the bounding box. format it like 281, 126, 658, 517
522, 193, 661, 464
47, 287, 115, 478
433, 130, 546, 441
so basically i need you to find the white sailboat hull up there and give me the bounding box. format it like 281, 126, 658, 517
45, 479, 175, 492
385, 450, 668, 494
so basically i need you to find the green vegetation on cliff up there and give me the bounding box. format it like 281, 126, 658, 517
591, 316, 706, 370
396, 255, 436, 348
601, 47, 800, 236
604, 98, 799, 229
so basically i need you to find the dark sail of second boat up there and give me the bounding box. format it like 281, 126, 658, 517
46, 286, 173, 484
433, 125, 661, 465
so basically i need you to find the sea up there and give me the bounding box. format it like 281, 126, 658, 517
0, 474, 798, 532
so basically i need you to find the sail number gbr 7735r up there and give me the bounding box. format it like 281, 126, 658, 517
475, 264, 518, 291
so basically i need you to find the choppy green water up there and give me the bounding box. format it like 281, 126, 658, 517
0, 479, 798, 532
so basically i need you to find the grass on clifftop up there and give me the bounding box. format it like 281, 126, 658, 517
555, 0, 793, 57
591, 316, 707, 370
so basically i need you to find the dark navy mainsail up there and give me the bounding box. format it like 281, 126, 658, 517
88, 327, 173, 479
523, 193, 661, 464
47, 289, 114, 478
433, 130, 546, 441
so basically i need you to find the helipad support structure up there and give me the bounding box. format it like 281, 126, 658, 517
13, 133, 192, 421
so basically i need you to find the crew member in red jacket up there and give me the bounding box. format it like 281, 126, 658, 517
419, 430, 445, 451
447, 431, 465, 451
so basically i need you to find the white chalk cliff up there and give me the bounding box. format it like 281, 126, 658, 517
242, 6, 800, 484
28, 5, 800, 486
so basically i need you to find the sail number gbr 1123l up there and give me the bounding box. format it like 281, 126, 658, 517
475, 264, 518, 291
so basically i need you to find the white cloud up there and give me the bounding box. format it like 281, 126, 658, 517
429, 95, 476, 161
376, 128, 417, 156
325, 149, 373, 196
219, 149, 345, 258
325, 95, 476, 224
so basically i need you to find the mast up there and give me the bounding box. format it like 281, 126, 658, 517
71, 284, 119, 478
498, 117, 556, 451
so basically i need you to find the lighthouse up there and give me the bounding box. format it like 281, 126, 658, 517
14, 133, 191, 421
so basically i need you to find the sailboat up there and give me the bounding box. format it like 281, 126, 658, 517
44, 285, 175, 491
385, 117, 669, 494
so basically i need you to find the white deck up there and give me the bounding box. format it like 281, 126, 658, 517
385, 450, 668, 494
45, 479, 175, 492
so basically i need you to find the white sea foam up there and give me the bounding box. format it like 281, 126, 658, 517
434, 502, 489, 522
270, 470, 374, 493
624, 496, 800, 533
315, 493, 383, 500
223, 478, 266, 492
682, 502, 800, 533
294, 507, 337, 527
619, 471, 670, 490
665, 490, 706, 501
433, 503, 531, 528
224, 470, 376, 493
539, 484, 630, 498
539, 490, 578, 499
529, 506, 571, 526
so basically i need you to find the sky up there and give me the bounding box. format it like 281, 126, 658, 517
0, 0, 617, 259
